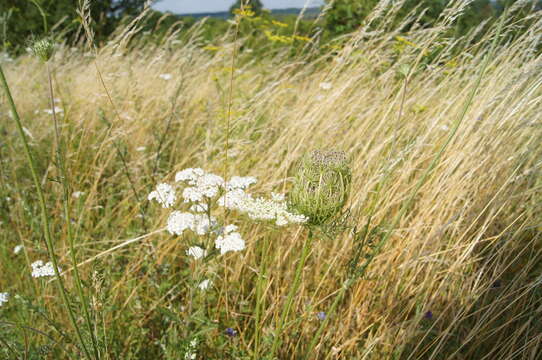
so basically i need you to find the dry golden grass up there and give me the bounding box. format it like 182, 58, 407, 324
1, 3, 541, 359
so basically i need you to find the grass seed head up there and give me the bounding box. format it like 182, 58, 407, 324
31, 38, 55, 62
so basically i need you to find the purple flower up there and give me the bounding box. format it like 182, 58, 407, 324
225, 327, 237, 337
316, 311, 326, 321
424, 311, 433, 319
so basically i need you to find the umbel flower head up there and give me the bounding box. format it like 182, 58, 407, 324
289, 150, 351, 226
31, 38, 55, 62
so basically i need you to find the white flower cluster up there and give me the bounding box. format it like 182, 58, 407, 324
148, 183, 177, 208
184, 338, 198, 360
215, 225, 245, 255
0, 292, 8, 307
177, 169, 225, 202
31, 260, 59, 278
219, 190, 307, 226
149, 168, 306, 262
167, 211, 217, 236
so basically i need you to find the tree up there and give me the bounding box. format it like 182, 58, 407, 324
0, 0, 147, 51
324, 0, 452, 35
229, 0, 264, 16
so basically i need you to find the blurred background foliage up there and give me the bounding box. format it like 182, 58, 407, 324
0, 0, 541, 55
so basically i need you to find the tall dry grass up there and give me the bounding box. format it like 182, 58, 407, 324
1, 1, 541, 359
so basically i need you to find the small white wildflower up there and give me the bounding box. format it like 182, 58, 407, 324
189, 203, 208, 213
226, 176, 257, 190
136, 146, 146, 152
159, 73, 173, 80
72, 191, 84, 199
181, 172, 224, 201
148, 183, 177, 208
13, 245, 23, 255
235, 195, 307, 226
199, 173, 225, 189
0, 292, 8, 307
198, 279, 212, 290
182, 187, 204, 203
31, 260, 59, 278
167, 211, 195, 235
175, 168, 205, 185
218, 189, 251, 209
215, 231, 245, 255
186, 246, 207, 260
43, 106, 64, 115
184, 338, 198, 360
319, 82, 332, 90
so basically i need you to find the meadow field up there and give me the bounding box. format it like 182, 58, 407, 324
1, 1, 541, 359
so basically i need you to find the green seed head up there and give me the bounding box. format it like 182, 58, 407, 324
31, 39, 55, 62
289, 150, 351, 226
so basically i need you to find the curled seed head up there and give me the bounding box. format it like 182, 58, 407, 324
289, 149, 351, 226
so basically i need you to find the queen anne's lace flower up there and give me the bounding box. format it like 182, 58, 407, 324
218, 189, 251, 209
215, 226, 245, 255
0, 292, 8, 307
167, 211, 195, 235
148, 183, 177, 208
182, 187, 204, 203
234, 195, 307, 226
186, 246, 207, 259
31, 260, 58, 278
199, 173, 225, 189
226, 176, 257, 190
175, 168, 205, 185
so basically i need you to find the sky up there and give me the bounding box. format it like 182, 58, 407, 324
153, 0, 325, 14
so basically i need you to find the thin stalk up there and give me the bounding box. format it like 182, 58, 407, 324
0, 64, 92, 359
46, 62, 100, 359
221, 2, 243, 321
253, 235, 270, 360
270, 229, 314, 357
303, 10, 508, 358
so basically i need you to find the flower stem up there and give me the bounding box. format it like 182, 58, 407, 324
253, 235, 270, 359
270, 229, 314, 357
0, 63, 93, 359
46, 62, 100, 360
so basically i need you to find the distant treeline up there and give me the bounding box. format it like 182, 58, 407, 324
0, 0, 541, 53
